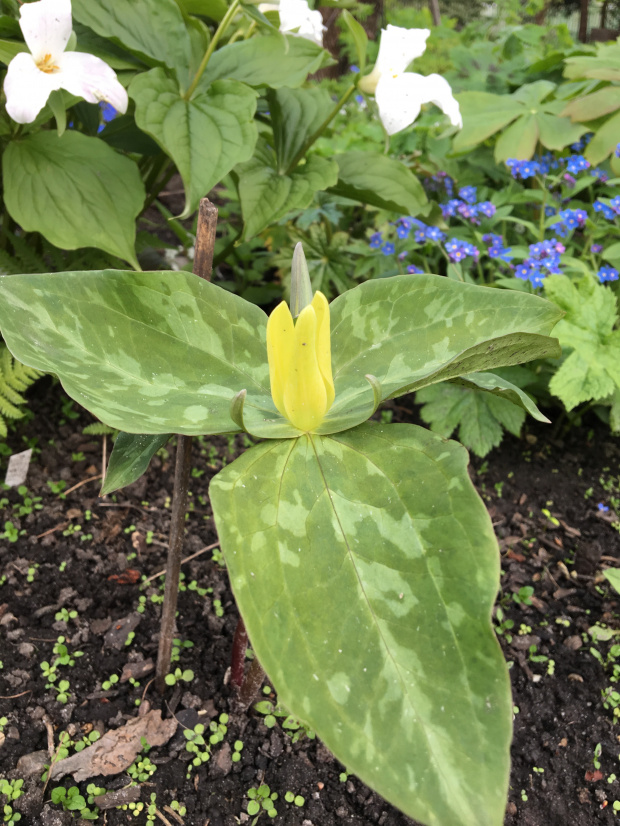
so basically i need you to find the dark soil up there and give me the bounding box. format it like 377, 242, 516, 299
1, 380, 620, 826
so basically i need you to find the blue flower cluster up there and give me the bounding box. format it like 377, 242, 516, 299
593, 197, 620, 221
514, 238, 565, 288
598, 265, 619, 283
505, 147, 599, 182
483, 234, 513, 263
445, 238, 479, 263
550, 208, 587, 237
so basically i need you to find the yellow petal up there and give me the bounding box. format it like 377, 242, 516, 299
266, 300, 294, 417
310, 291, 335, 410
283, 305, 327, 432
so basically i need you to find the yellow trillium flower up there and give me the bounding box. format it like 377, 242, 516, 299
266, 291, 335, 432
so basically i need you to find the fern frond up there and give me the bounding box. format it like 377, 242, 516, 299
82, 422, 117, 436
0, 344, 43, 436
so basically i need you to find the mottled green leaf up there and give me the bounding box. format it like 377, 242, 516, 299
328, 152, 427, 215
270, 87, 334, 173
130, 69, 257, 218
0, 270, 271, 436
102, 432, 170, 495
3, 132, 144, 269
200, 33, 328, 89
545, 274, 620, 410
237, 140, 338, 239
210, 424, 512, 826
318, 275, 562, 434
72, 0, 192, 85
450, 371, 549, 423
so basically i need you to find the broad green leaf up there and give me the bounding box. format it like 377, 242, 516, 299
328, 152, 427, 215
72, 0, 193, 86
561, 86, 620, 122
545, 274, 620, 410
604, 568, 620, 594
611, 387, 620, 433
510, 79, 555, 107
603, 242, 620, 264
341, 9, 367, 72
0, 271, 272, 436
73, 21, 145, 70
210, 424, 512, 826
102, 433, 170, 495
269, 87, 334, 173
131, 69, 257, 218
494, 114, 538, 162
321, 275, 562, 433
0, 38, 25, 64
200, 33, 328, 89
177, 0, 228, 20
564, 43, 620, 83
237, 141, 338, 239
586, 109, 620, 165
536, 112, 588, 152
452, 91, 520, 152
3, 132, 144, 268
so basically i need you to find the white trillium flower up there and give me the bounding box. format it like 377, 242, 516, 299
4, 0, 128, 125
359, 24, 462, 136
259, 0, 326, 47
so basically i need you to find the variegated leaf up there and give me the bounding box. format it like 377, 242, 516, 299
210, 423, 512, 826
0, 270, 271, 436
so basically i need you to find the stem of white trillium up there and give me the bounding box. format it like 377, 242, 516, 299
184, 0, 242, 100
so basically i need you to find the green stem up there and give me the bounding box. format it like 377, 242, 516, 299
537, 174, 547, 242
284, 83, 357, 175
184, 0, 241, 100
143, 163, 176, 211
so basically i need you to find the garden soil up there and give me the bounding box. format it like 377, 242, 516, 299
1, 378, 619, 826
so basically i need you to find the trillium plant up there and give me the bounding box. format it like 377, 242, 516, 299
0, 244, 563, 826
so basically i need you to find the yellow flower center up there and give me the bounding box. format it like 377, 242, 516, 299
36, 53, 60, 74
266, 291, 335, 432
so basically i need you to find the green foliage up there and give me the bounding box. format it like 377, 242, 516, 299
0, 344, 41, 438
416, 368, 543, 457
544, 275, 620, 414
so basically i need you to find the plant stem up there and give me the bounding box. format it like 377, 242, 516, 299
155, 434, 193, 694
184, 0, 241, 100
284, 83, 357, 175
230, 618, 248, 690
155, 199, 218, 694
238, 657, 266, 709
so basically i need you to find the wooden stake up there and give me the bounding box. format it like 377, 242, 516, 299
155, 198, 218, 694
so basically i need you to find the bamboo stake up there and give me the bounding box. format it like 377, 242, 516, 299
155, 199, 218, 694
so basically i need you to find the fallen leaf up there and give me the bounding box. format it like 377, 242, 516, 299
108, 569, 141, 585
50, 710, 177, 782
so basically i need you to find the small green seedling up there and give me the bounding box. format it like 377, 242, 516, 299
164, 667, 194, 686
284, 791, 305, 806
247, 784, 278, 819
232, 740, 244, 763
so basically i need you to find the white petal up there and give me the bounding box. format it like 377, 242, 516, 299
20, 0, 72, 63
3, 52, 62, 123
375, 72, 462, 136
278, 0, 325, 46
56, 52, 128, 113
375, 24, 430, 77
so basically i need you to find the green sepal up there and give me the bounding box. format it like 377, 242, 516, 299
102, 432, 170, 495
